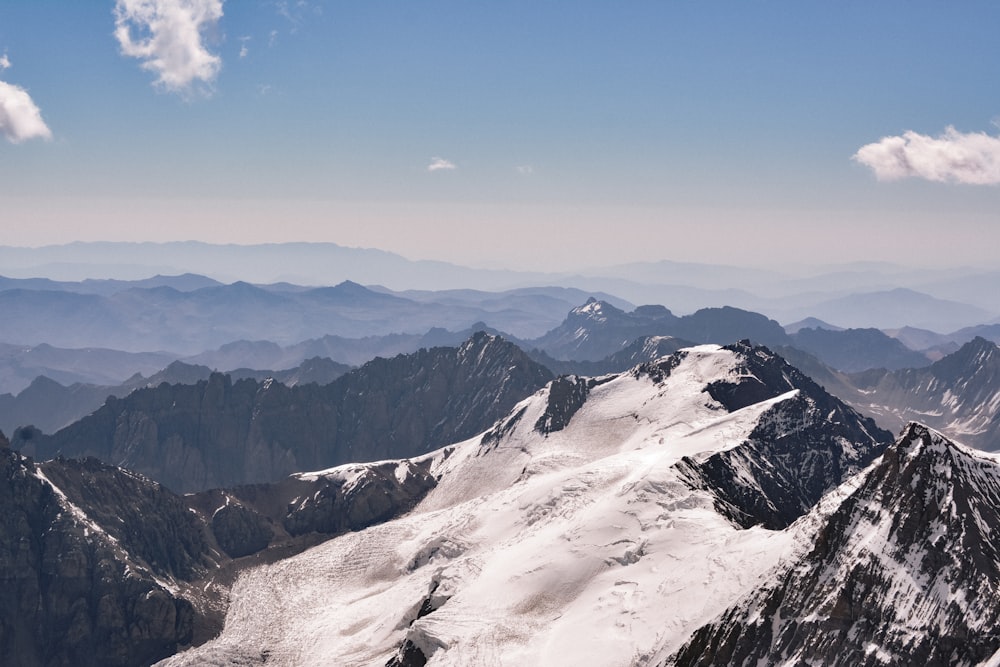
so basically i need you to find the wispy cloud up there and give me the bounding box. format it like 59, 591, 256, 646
114, 0, 224, 95
275, 0, 321, 28
239, 36, 250, 59
428, 157, 456, 172
853, 125, 1000, 185
516, 165, 534, 175
0, 54, 52, 144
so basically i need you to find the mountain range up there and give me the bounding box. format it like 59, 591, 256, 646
9, 243, 1000, 664
152, 341, 893, 665
4, 241, 1000, 332
16, 333, 553, 492
8, 331, 1000, 664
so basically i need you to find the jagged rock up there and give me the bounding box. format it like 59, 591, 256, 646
675, 341, 892, 529
16, 333, 553, 492
210, 504, 273, 559
535, 375, 597, 434
843, 337, 1000, 450
668, 423, 1000, 666
0, 447, 202, 667
281, 460, 437, 537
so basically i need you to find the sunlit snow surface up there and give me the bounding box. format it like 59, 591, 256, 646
158, 346, 799, 666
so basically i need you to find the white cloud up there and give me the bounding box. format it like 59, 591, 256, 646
853, 125, 1000, 185
516, 165, 534, 175
428, 157, 456, 172
0, 80, 52, 143
114, 0, 224, 94
0, 54, 10, 71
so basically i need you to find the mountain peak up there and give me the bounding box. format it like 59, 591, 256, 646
671, 420, 1000, 666
571, 298, 622, 322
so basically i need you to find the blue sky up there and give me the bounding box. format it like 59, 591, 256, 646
1, 1, 999, 271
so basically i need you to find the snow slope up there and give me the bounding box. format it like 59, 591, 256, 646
666, 422, 1000, 667
157, 344, 885, 667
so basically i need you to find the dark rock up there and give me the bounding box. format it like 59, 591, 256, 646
669, 423, 1000, 666
385, 639, 427, 667
534, 376, 594, 434
210, 504, 273, 559
17, 333, 553, 492
676, 342, 892, 529
0, 448, 202, 667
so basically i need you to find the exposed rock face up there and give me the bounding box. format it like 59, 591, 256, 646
668, 423, 1000, 667
1, 424, 442, 666
534, 375, 599, 434
208, 504, 273, 559
17, 333, 553, 492
0, 443, 205, 667
669, 341, 892, 529
0, 356, 353, 439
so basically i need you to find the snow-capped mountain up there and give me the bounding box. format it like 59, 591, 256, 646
157, 342, 889, 666
847, 336, 1000, 450
666, 423, 1000, 666
529, 298, 791, 362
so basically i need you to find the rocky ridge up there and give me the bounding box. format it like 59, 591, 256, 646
667, 423, 1000, 666
0, 429, 440, 667
16, 333, 553, 492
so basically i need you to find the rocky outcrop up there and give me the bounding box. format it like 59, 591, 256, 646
1, 425, 443, 666
675, 341, 892, 529
843, 337, 1000, 450
16, 333, 553, 492
0, 441, 205, 667
668, 424, 1000, 666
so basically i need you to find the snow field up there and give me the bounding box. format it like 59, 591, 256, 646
157, 346, 804, 666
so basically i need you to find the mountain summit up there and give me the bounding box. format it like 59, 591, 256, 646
669, 422, 1000, 666
158, 342, 889, 666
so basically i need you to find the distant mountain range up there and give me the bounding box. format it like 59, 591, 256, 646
8, 295, 996, 440
0, 275, 626, 354
3, 242, 1000, 332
